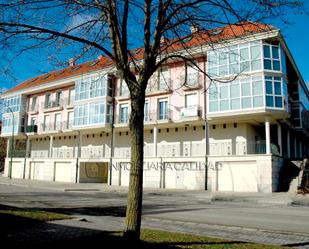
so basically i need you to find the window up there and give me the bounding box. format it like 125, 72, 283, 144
3, 96, 22, 113
45, 93, 51, 108
207, 41, 262, 78
89, 102, 104, 124
67, 112, 74, 129
120, 79, 129, 96
75, 74, 110, 101
185, 94, 197, 107
265, 76, 283, 108
120, 104, 129, 123
252, 77, 264, 107
55, 91, 62, 107
263, 43, 281, 71
158, 68, 170, 90
230, 82, 240, 110
144, 101, 149, 121
158, 98, 168, 120
30, 117, 36, 126
209, 76, 264, 112
54, 113, 62, 130
106, 103, 112, 123
43, 115, 50, 131
30, 96, 37, 111
185, 62, 199, 86
68, 89, 75, 105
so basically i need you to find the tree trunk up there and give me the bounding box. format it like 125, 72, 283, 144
123, 89, 145, 242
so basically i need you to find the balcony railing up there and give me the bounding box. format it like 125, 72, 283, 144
31, 150, 49, 158
42, 100, 63, 110
144, 109, 172, 122
26, 125, 38, 133
52, 147, 76, 158
63, 97, 74, 107
62, 121, 74, 130
146, 78, 171, 93
180, 73, 201, 88
29, 104, 39, 112
40, 122, 63, 132
180, 105, 201, 118
81, 146, 105, 158
8, 150, 29, 158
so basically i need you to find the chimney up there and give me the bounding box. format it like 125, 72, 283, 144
190, 25, 199, 33
69, 58, 75, 67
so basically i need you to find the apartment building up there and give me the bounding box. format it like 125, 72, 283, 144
1, 21, 308, 192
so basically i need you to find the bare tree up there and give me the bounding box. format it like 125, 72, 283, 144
0, 0, 304, 242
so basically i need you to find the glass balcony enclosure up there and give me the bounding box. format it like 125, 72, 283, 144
1, 95, 25, 135
75, 74, 112, 101
208, 76, 286, 113
207, 40, 284, 79
207, 39, 288, 114
73, 100, 112, 126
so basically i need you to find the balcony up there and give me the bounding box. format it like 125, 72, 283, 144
26, 125, 38, 133
180, 73, 201, 89
146, 78, 172, 95
8, 150, 29, 158
62, 121, 74, 130
40, 122, 62, 133
42, 100, 63, 112
63, 97, 74, 108
180, 105, 201, 119
144, 109, 172, 124
28, 104, 39, 114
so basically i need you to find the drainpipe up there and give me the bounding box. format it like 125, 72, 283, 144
109, 75, 116, 185
203, 57, 209, 190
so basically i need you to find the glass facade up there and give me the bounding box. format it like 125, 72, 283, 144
2, 115, 19, 134
265, 76, 283, 108
208, 41, 262, 78
207, 39, 287, 113
75, 74, 112, 101
209, 76, 264, 112
3, 95, 22, 113
74, 101, 112, 126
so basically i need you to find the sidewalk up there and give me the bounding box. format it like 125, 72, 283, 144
1, 175, 309, 206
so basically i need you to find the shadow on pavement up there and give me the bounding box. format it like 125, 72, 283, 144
0, 204, 252, 249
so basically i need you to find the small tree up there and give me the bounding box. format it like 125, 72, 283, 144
0, 0, 304, 242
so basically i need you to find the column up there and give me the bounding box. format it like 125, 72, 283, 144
277, 123, 282, 156
265, 118, 271, 154
153, 126, 158, 157
49, 135, 53, 158
287, 129, 291, 158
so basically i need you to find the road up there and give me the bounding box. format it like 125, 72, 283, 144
1, 183, 309, 247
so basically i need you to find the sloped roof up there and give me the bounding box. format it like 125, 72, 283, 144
5, 21, 274, 94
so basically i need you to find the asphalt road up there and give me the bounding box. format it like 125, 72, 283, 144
1, 183, 309, 235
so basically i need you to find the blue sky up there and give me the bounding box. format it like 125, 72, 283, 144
0, 12, 308, 91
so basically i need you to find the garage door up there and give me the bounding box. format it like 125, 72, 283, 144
11, 162, 24, 179
217, 161, 258, 192
54, 162, 72, 182
31, 162, 45, 180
